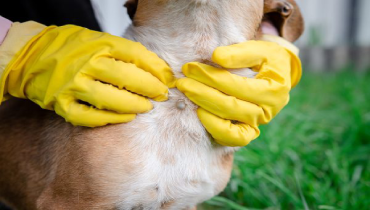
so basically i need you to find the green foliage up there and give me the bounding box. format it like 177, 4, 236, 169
308, 26, 323, 46
202, 71, 370, 210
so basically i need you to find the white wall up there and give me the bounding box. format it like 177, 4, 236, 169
297, 0, 370, 47
90, 0, 131, 37
357, 0, 370, 46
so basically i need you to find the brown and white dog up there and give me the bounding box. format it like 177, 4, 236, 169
0, 0, 304, 209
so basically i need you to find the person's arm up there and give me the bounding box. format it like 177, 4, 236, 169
0, 16, 12, 101
177, 37, 302, 147
0, 20, 175, 127
0, 16, 12, 45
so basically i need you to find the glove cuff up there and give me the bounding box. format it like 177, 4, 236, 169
261, 34, 300, 56
261, 34, 302, 88
0, 21, 47, 103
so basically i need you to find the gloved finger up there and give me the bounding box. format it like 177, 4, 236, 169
88, 57, 169, 102
197, 108, 260, 147
177, 78, 273, 125
75, 77, 153, 114
182, 62, 290, 107
212, 41, 289, 70
212, 41, 302, 88
55, 101, 136, 127
109, 37, 176, 88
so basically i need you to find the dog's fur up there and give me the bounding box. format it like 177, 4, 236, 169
0, 0, 304, 209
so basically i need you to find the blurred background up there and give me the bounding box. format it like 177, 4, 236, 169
202, 0, 370, 209
297, 0, 370, 72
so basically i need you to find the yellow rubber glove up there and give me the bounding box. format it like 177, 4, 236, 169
0, 22, 175, 127
177, 36, 302, 147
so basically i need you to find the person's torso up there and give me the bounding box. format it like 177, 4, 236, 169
0, 0, 131, 36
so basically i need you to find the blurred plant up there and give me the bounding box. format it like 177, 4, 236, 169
308, 26, 323, 46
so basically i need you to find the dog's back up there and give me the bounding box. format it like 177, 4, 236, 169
0, 99, 68, 209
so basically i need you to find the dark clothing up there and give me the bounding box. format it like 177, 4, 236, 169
0, 0, 101, 31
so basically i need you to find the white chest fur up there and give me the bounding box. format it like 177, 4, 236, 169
114, 89, 234, 209
115, 31, 255, 210
115, 1, 261, 208
112, 41, 254, 209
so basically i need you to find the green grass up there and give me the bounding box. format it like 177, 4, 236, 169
202, 70, 370, 210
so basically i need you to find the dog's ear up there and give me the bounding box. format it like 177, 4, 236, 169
263, 0, 304, 42
124, 0, 139, 20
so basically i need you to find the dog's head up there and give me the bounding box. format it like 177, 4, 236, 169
262, 0, 304, 42
125, 0, 304, 42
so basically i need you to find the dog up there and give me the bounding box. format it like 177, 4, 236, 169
0, 0, 304, 209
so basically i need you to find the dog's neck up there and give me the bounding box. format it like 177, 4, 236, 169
124, 1, 261, 78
